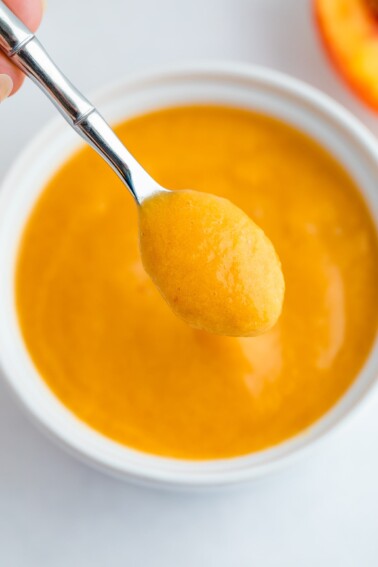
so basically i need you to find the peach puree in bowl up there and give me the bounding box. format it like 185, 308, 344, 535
15, 103, 378, 460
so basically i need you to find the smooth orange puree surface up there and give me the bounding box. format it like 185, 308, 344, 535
139, 189, 284, 336
16, 106, 378, 459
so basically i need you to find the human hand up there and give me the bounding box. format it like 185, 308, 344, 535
0, 0, 44, 102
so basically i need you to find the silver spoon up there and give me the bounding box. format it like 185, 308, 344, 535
0, 0, 165, 204
0, 1, 285, 338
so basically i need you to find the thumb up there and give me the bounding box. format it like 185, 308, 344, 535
0, 73, 13, 102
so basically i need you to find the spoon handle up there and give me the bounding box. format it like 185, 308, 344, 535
0, 1, 158, 203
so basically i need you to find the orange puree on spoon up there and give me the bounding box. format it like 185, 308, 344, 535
139, 189, 284, 336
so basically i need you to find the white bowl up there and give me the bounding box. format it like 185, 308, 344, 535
0, 63, 377, 489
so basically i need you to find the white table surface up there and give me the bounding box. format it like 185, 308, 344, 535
1, 1, 378, 565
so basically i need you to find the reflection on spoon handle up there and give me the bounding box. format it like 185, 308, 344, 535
0, 1, 160, 203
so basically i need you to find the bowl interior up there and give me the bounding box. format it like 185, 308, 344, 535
0, 65, 377, 487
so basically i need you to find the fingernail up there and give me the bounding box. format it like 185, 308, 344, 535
0, 74, 13, 102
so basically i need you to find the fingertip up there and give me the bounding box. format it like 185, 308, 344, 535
0, 55, 25, 95
3, 0, 44, 33
0, 73, 13, 102
0, 0, 43, 96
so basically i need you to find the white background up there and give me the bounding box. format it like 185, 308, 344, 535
1, 1, 378, 565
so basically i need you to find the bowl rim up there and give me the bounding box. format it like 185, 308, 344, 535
0, 61, 378, 488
